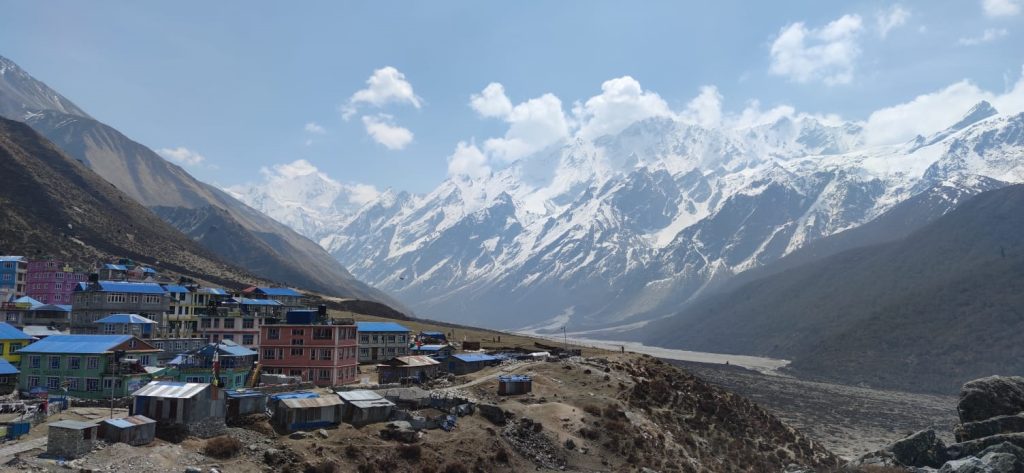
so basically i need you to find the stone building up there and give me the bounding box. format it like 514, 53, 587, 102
47, 420, 98, 459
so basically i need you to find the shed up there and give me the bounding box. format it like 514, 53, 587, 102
131, 381, 225, 438
377, 356, 441, 384
449, 353, 501, 375
225, 390, 268, 419
98, 415, 156, 446
410, 344, 454, 358
272, 396, 343, 432
498, 375, 533, 395
337, 390, 395, 426
380, 386, 432, 408
47, 420, 98, 459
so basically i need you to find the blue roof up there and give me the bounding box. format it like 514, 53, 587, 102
95, 314, 158, 324
18, 335, 134, 354
498, 375, 531, 382
103, 264, 128, 271
203, 288, 228, 295
140, 267, 157, 273
254, 287, 302, 297
357, 322, 411, 333
75, 281, 166, 294
13, 296, 43, 308
0, 323, 31, 340
412, 344, 448, 352
161, 285, 189, 293
225, 390, 266, 398
197, 343, 257, 357
232, 297, 282, 306
452, 353, 499, 363
0, 256, 25, 262
420, 331, 446, 338
270, 391, 319, 401
0, 358, 19, 375
33, 304, 71, 312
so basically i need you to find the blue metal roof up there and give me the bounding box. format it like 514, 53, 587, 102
270, 391, 319, 401
231, 297, 282, 306
33, 304, 71, 312
0, 358, 19, 375
412, 344, 448, 352
75, 281, 166, 294
13, 296, 43, 308
102, 264, 128, 271
202, 288, 228, 295
140, 267, 157, 273
498, 375, 531, 382
0, 256, 25, 262
17, 335, 133, 354
452, 353, 499, 363
254, 287, 302, 297
161, 285, 189, 293
197, 343, 257, 357
225, 390, 266, 398
357, 322, 411, 333
0, 323, 31, 340
95, 314, 158, 324
420, 331, 446, 338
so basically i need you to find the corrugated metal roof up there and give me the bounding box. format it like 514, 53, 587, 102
270, 391, 319, 401
0, 358, 19, 375
32, 304, 71, 312
161, 285, 189, 293
102, 264, 127, 270
77, 281, 165, 294
194, 343, 257, 358
50, 420, 96, 430
12, 296, 43, 308
0, 256, 25, 262
95, 314, 158, 324
281, 396, 342, 409
21, 326, 67, 337
102, 415, 155, 428
225, 390, 266, 399
350, 399, 395, 409
132, 381, 210, 399
356, 322, 411, 333
231, 297, 282, 306
254, 287, 302, 297
420, 331, 446, 337
200, 288, 228, 295
337, 390, 384, 402
18, 335, 133, 354
412, 344, 448, 352
452, 353, 499, 363
0, 322, 31, 340
386, 356, 440, 367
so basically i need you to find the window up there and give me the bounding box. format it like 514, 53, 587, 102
267, 328, 279, 340
29, 356, 40, 369
86, 378, 99, 391
47, 377, 59, 389
397, 335, 405, 343
387, 335, 396, 343
291, 329, 305, 336
289, 369, 302, 377
242, 335, 254, 345
213, 319, 220, 328
103, 324, 116, 334
143, 295, 162, 304
359, 335, 369, 343
28, 376, 39, 388
223, 334, 234, 341
186, 376, 205, 383
387, 347, 396, 355
242, 319, 254, 329
310, 349, 317, 360
372, 335, 379, 343
320, 349, 332, 361
86, 357, 99, 370
140, 355, 151, 365
107, 294, 126, 303
0, 343, 5, 355
48, 356, 60, 370
68, 377, 81, 391
359, 348, 368, 357
102, 378, 113, 390
55, 283, 62, 290
291, 348, 303, 357
263, 349, 276, 360
223, 319, 235, 329
313, 328, 332, 340
318, 369, 330, 381
291, 339, 303, 346
201, 319, 211, 329
129, 295, 139, 303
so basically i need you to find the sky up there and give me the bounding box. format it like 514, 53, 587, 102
1, 1, 1022, 202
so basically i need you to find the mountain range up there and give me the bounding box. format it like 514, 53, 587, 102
0, 54, 395, 305
231, 97, 1024, 334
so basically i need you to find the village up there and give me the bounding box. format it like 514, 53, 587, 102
0, 255, 646, 473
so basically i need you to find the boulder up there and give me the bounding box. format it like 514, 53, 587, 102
979, 442, 1024, 459
890, 430, 948, 468
479, 404, 510, 426
948, 433, 1024, 460
959, 377, 1024, 424
938, 452, 1024, 473
957, 414, 1024, 442
288, 431, 307, 440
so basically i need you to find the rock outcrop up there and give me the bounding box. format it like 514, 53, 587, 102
958, 377, 1024, 424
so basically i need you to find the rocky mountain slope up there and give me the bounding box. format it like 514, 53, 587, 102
0, 117, 259, 287
0, 54, 395, 305
643, 183, 1024, 394
234, 98, 1023, 333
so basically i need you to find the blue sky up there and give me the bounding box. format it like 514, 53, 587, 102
1, 1, 1022, 198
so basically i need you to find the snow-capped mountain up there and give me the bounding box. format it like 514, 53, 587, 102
231, 101, 1023, 332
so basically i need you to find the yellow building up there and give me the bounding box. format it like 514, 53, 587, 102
0, 322, 32, 365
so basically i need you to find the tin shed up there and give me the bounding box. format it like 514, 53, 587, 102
225, 390, 268, 419
271, 395, 343, 432
98, 415, 156, 446
498, 375, 533, 395
131, 381, 226, 438
337, 390, 395, 426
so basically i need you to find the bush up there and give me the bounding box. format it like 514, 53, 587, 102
397, 444, 422, 460
304, 461, 339, 473
493, 447, 510, 464
203, 435, 243, 459
344, 444, 360, 459
443, 463, 469, 473
582, 404, 602, 416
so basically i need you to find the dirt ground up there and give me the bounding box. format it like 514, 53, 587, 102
672, 360, 959, 460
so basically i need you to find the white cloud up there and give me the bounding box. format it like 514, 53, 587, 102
470, 83, 514, 118
769, 14, 865, 85
259, 159, 319, 179
362, 114, 414, 150
254, 159, 381, 207
958, 28, 1009, 45
681, 86, 723, 128
732, 100, 798, 128
877, 5, 910, 38
447, 141, 491, 179
342, 66, 422, 119
469, 83, 571, 162
304, 122, 326, 134
982, 0, 1021, 17
346, 183, 382, 206
863, 69, 1024, 144
573, 76, 673, 140
156, 147, 206, 167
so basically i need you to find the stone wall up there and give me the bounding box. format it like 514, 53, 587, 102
47, 427, 95, 459
186, 415, 226, 439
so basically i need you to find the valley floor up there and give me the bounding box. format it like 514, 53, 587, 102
671, 360, 959, 460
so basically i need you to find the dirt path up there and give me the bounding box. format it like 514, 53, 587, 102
440, 361, 539, 392
0, 437, 47, 462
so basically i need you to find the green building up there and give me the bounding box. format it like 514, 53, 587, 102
16, 335, 163, 399
165, 340, 258, 390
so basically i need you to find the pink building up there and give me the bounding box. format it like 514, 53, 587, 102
26, 260, 87, 305
259, 318, 358, 387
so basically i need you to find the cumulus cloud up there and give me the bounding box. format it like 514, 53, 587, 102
362, 114, 414, 150
863, 69, 1024, 145
447, 141, 491, 179
254, 159, 381, 207
877, 5, 911, 38
342, 66, 422, 119
304, 122, 326, 134
259, 159, 319, 179
982, 0, 1021, 16
732, 100, 798, 128
468, 83, 570, 162
958, 28, 1009, 45
573, 76, 673, 140
345, 183, 382, 206
681, 86, 724, 128
769, 14, 865, 85
157, 147, 206, 167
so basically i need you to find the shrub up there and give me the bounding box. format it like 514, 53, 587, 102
304, 461, 339, 473
494, 447, 510, 464
397, 444, 422, 461
203, 435, 243, 459
443, 462, 469, 473
344, 444, 360, 459
582, 404, 602, 416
